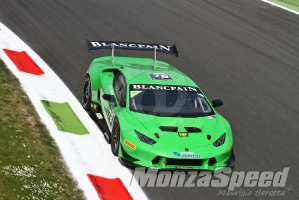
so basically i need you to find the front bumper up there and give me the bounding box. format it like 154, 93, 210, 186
119, 141, 235, 170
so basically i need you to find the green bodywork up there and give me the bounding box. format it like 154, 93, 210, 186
86, 56, 234, 170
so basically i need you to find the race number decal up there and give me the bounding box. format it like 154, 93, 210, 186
149, 73, 173, 81
108, 108, 115, 125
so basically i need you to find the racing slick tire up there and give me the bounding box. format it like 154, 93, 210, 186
82, 75, 91, 111
110, 118, 120, 156
111, 118, 120, 156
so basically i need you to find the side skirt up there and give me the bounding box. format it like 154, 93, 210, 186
90, 101, 111, 143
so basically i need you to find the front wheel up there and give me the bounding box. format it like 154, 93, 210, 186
82, 75, 91, 111
111, 118, 120, 156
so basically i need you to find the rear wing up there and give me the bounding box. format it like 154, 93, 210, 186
86, 40, 178, 68
86, 40, 178, 57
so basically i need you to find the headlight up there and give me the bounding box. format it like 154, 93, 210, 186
213, 133, 226, 147
134, 130, 157, 145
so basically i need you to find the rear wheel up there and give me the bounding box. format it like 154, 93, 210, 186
111, 118, 120, 156
82, 75, 91, 111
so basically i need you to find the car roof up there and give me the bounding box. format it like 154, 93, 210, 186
94, 56, 198, 87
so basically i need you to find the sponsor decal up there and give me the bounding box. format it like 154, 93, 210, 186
130, 84, 199, 92
131, 167, 290, 195
89, 42, 172, 52
92, 103, 97, 110
109, 85, 114, 95
124, 139, 136, 150
108, 108, 115, 125
96, 113, 103, 120
208, 115, 216, 119
176, 166, 193, 169
173, 151, 200, 159
130, 91, 142, 98
103, 132, 109, 140
149, 73, 173, 81
178, 132, 188, 137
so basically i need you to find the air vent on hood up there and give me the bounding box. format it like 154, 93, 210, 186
185, 127, 202, 133
159, 126, 202, 133
159, 126, 178, 132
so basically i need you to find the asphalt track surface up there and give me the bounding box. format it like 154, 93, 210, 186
0, 0, 298, 199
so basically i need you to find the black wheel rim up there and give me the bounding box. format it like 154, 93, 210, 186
112, 126, 119, 151
82, 79, 90, 106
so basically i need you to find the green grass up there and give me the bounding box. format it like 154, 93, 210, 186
0, 59, 86, 200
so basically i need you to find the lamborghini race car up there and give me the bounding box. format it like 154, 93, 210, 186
82, 40, 235, 170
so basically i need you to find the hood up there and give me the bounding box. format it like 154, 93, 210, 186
122, 110, 221, 147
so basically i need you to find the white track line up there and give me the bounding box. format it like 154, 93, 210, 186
261, 0, 299, 15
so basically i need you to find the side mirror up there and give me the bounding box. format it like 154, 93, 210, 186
102, 94, 116, 103
212, 99, 223, 108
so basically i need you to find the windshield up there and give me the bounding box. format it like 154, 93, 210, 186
129, 84, 214, 117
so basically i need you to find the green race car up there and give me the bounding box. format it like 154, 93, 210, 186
82, 41, 235, 170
